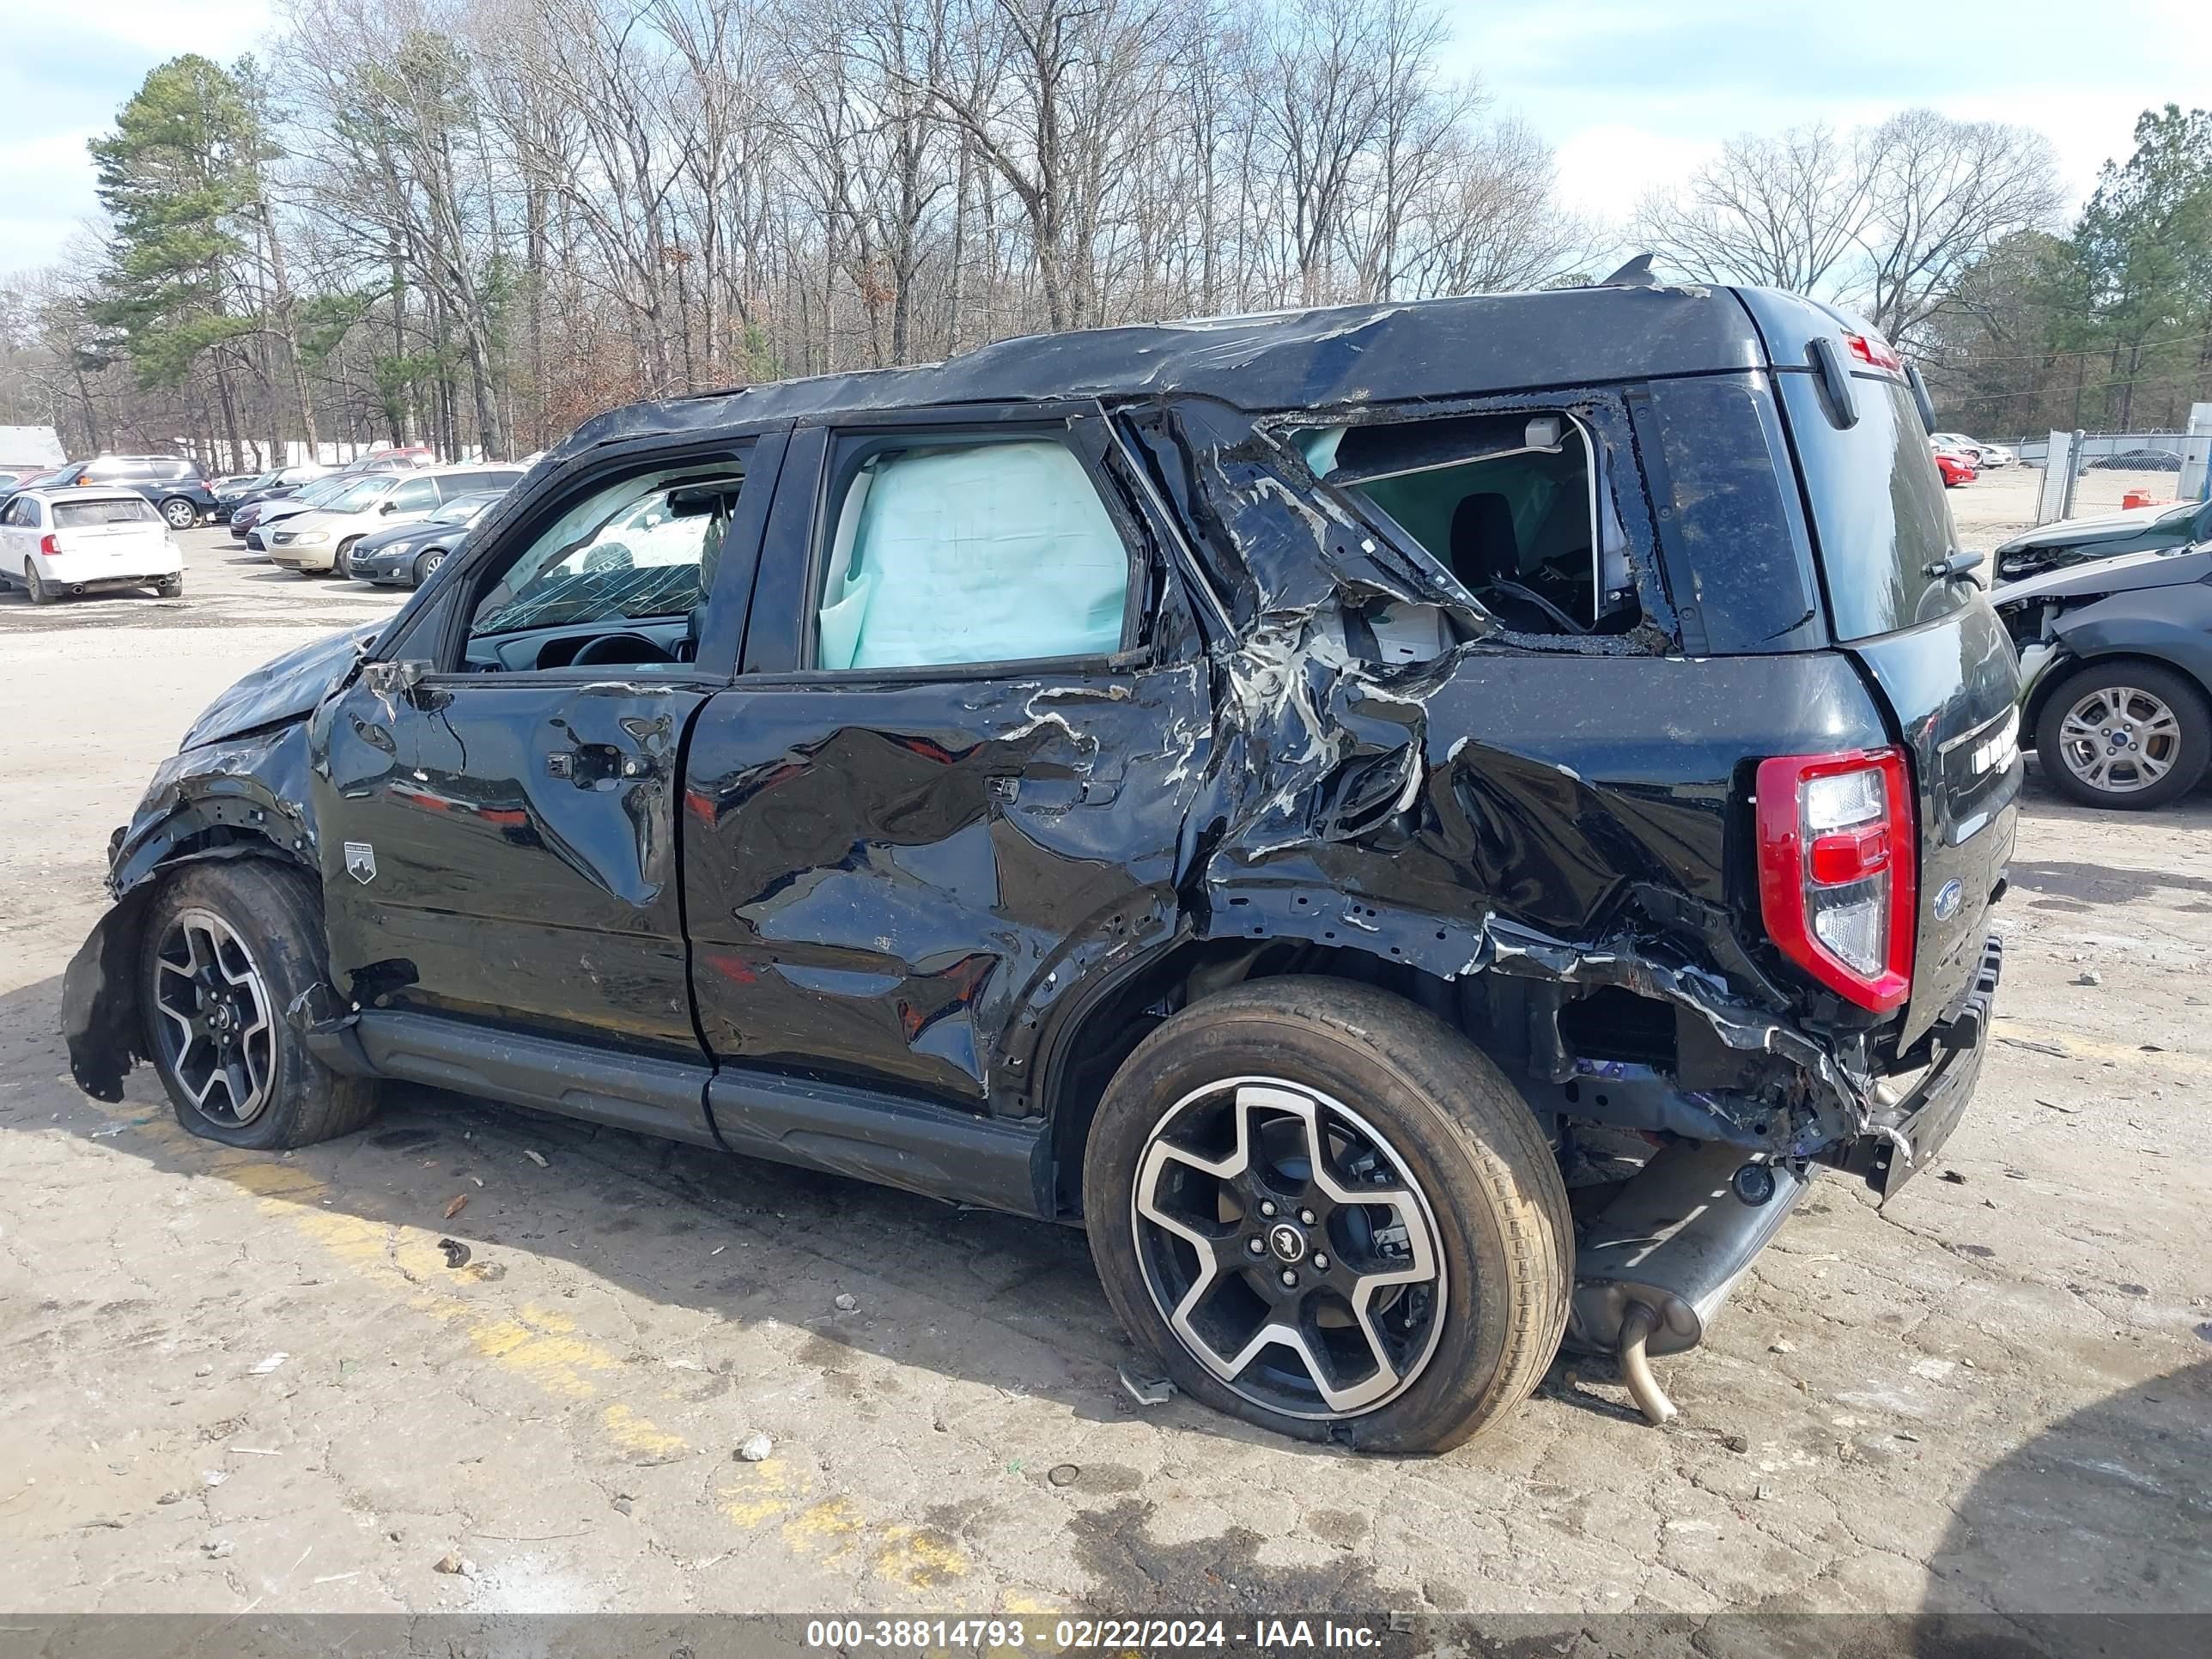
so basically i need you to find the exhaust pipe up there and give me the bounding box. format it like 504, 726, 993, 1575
1566, 1139, 1809, 1425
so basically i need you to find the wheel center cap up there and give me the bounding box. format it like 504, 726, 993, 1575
1266, 1221, 1307, 1264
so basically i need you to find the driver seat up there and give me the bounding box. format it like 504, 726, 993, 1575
1449, 492, 1520, 591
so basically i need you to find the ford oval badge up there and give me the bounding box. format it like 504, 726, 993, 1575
1932, 878, 1963, 921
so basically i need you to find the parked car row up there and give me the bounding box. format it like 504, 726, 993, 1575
238, 464, 526, 586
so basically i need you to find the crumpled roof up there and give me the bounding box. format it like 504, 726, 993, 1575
551, 285, 1771, 459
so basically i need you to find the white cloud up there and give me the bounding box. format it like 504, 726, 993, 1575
1551, 125, 1719, 224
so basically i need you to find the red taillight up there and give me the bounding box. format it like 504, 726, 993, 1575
1755, 749, 1915, 1012
1843, 331, 1902, 372
39, 533, 58, 556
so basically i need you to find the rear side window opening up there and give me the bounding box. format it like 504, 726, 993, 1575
1296, 410, 1638, 640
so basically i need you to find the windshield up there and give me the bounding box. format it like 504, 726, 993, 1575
435, 492, 500, 522
323, 478, 391, 513
1779, 374, 1966, 641
471, 472, 740, 638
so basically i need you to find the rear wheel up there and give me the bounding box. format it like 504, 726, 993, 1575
2035, 662, 2209, 810
142, 860, 379, 1149
160, 497, 198, 530
1083, 977, 1571, 1452
25, 564, 54, 605
411, 545, 447, 586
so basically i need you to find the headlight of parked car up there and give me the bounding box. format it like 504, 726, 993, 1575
291, 531, 331, 544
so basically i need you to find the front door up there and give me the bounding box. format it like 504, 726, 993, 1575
683, 412, 1213, 1109
312, 434, 777, 1058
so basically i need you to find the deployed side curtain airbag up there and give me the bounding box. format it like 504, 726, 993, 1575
817, 441, 1129, 671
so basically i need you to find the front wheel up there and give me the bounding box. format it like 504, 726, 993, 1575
141, 860, 380, 1148
1082, 977, 1571, 1453
411, 546, 447, 586
160, 497, 198, 530
2034, 662, 2210, 810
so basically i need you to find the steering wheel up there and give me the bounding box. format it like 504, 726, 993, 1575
568, 632, 677, 667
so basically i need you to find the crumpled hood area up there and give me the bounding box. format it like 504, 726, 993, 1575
1995, 503, 2177, 553
1993, 546, 2212, 609
178, 625, 375, 750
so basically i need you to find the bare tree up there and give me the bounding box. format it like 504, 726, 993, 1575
1856, 108, 2063, 346
1634, 124, 1871, 297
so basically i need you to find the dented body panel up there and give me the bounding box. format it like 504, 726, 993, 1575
66, 283, 2014, 1249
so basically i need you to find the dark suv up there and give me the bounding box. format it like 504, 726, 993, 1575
50, 454, 220, 529
63, 283, 2019, 1452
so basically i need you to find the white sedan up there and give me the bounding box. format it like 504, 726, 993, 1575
1932, 431, 2014, 468
0, 488, 185, 604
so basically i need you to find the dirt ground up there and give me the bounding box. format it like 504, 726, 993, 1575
1, 509, 2207, 1626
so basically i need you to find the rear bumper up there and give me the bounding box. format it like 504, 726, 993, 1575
36, 551, 182, 586
1832, 932, 2002, 1199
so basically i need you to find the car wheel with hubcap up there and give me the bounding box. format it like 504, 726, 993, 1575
2034, 661, 2209, 810
161, 497, 198, 530
1083, 976, 1571, 1452
412, 546, 447, 586
142, 861, 380, 1149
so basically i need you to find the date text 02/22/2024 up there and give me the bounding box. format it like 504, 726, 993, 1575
802, 1618, 1391, 1650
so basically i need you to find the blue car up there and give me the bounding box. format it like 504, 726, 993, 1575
343, 488, 507, 586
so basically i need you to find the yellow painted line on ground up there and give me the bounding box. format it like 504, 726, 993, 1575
719, 1457, 971, 1590
62, 1089, 969, 1594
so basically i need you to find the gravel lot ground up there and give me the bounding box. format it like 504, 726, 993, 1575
2, 502, 2207, 1626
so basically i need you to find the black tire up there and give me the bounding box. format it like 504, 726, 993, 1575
411, 545, 447, 586
26, 563, 54, 605
1082, 976, 1571, 1453
160, 496, 198, 530
155, 575, 184, 599
140, 860, 380, 1149
2034, 660, 2210, 810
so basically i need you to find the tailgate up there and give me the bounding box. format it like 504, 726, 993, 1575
1845, 601, 2021, 1046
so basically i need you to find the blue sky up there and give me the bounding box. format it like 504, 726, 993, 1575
1, 0, 2207, 273
1446, 0, 2212, 223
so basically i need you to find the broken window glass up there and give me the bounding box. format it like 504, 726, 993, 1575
1300, 411, 1637, 637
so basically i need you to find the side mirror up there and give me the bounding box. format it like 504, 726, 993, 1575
362, 658, 428, 700
379, 499, 398, 514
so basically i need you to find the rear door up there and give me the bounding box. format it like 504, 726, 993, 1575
683, 408, 1212, 1109
1758, 309, 2021, 1045
0, 495, 34, 575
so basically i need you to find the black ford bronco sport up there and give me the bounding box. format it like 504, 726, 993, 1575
64, 279, 2020, 1451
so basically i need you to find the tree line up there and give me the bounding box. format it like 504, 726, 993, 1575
1635, 103, 2212, 437
0, 0, 2204, 466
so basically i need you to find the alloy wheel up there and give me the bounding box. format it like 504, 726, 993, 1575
1131, 1076, 1446, 1419
163, 499, 197, 529
151, 908, 276, 1124
2057, 684, 2181, 796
